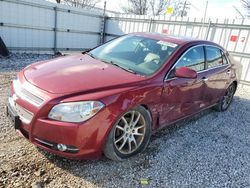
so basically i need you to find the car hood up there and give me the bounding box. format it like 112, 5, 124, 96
24, 54, 145, 94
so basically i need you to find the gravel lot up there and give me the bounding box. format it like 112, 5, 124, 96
1, 53, 250, 188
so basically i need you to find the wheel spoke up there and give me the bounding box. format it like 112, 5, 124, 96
131, 135, 138, 148
223, 97, 228, 106
130, 111, 135, 125
222, 85, 235, 109
224, 95, 230, 101
133, 113, 141, 126
133, 123, 145, 136
121, 117, 129, 126
133, 132, 144, 136
134, 125, 144, 130
119, 137, 128, 150
115, 135, 125, 143
116, 125, 125, 131
128, 140, 132, 152
229, 86, 234, 93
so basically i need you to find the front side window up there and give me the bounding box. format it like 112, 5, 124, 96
89, 35, 179, 76
206, 46, 223, 68
175, 46, 205, 72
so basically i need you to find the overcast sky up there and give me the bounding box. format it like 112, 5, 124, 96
95, 0, 246, 19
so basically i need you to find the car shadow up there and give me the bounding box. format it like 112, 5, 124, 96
37, 92, 250, 187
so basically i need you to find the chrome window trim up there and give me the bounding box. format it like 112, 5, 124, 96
164, 44, 230, 81
196, 64, 229, 74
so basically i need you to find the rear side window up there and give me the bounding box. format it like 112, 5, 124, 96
206, 46, 223, 68
175, 46, 205, 72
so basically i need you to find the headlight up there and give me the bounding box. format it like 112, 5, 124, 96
48, 101, 105, 123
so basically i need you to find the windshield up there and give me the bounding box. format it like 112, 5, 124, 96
89, 35, 179, 76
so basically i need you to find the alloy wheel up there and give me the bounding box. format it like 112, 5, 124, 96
222, 84, 235, 110
113, 110, 146, 155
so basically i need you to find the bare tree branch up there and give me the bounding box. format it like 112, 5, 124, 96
242, 0, 250, 18
122, 0, 149, 15
54, 0, 101, 8
150, 0, 171, 15
122, 0, 190, 16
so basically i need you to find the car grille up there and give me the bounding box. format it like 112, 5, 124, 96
13, 80, 44, 107
8, 97, 34, 124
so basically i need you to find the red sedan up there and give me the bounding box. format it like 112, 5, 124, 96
7, 33, 240, 161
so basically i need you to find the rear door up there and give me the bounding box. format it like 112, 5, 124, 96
160, 45, 207, 126
202, 46, 231, 106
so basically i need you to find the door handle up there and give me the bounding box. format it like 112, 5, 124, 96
202, 77, 208, 82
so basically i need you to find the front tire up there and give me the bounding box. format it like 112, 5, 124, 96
213, 83, 236, 112
104, 106, 152, 161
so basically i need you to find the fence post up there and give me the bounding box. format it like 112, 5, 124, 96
100, 1, 106, 44
54, 6, 58, 54
148, 18, 153, 32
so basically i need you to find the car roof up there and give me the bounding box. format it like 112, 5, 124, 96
130, 32, 219, 47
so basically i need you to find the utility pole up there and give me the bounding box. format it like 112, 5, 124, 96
181, 1, 187, 17
203, 0, 208, 22
201, 0, 208, 39
100, 1, 106, 44
180, 0, 191, 17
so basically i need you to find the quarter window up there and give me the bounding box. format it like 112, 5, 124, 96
206, 46, 223, 68
175, 46, 205, 72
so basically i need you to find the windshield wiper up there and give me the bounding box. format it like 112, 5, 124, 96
86, 52, 96, 59
82, 50, 96, 60
104, 60, 138, 75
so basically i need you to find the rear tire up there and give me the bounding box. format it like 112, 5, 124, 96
213, 83, 236, 112
104, 106, 152, 161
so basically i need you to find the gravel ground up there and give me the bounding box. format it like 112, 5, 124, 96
0, 53, 250, 188
0, 53, 53, 72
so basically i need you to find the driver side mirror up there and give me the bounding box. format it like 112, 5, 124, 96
175, 67, 197, 79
